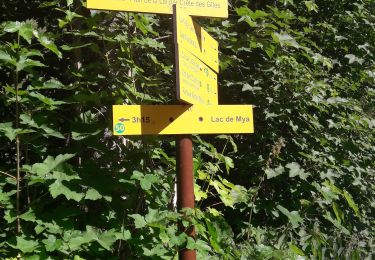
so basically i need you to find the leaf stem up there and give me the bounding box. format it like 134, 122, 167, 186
0, 170, 16, 179
15, 32, 21, 234
15, 71, 21, 234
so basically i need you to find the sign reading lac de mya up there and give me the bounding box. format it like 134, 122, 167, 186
113, 105, 254, 135
87, 0, 228, 18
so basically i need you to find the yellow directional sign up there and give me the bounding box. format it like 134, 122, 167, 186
176, 46, 218, 105
113, 105, 254, 135
87, 0, 228, 18
173, 5, 219, 72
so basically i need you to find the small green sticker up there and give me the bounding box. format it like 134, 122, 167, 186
115, 123, 125, 134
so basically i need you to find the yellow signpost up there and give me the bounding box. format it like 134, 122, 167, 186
113, 105, 254, 135
88, 1, 252, 259
173, 5, 219, 72
87, 0, 228, 18
176, 46, 218, 105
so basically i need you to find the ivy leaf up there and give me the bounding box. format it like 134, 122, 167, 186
85, 188, 103, 200
11, 236, 39, 253
140, 174, 159, 190
49, 180, 84, 202
344, 54, 364, 65
67, 231, 94, 250
304, 1, 318, 12
272, 32, 300, 48
266, 165, 285, 179
286, 162, 310, 180
129, 214, 147, 228
85, 226, 118, 251
277, 205, 303, 228
42, 235, 63, 252
27, 154, 75, 176
20, 209, 36, 222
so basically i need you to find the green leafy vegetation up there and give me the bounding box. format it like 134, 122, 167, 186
0, 0, 374, 258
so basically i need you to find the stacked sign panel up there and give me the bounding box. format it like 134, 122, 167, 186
87, 0, 228, 18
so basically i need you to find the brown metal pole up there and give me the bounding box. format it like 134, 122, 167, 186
176, 135, 196, 260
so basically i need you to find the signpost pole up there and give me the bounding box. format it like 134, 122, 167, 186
176, 135, 196, 260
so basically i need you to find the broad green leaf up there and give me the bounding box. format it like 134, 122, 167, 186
20, 114, 64, 138
272, 32, 300, 49
85, 226, 118, 251
27, 154, 75, 176
194, 183, 208, 201
345, 54, 364, 65
0, 122, 34, 141
115, 230, 131, 241
4, 21, 34, 44
323, 212, 350, 235
20, 209, 36, 222
332, 202, 344, 224
277, 205, 303, 228
13, 236, 39, 253
0, 50, 14, 63
30, 92, 66, 109
42, 235, 63, 252
33, 30, 62, 58
304, 1, 318, 12
61, 43, 92, 51
129, 214, 147, 228
85, 188, 102, 200
67, 231, 94, 250
286, 162, 310, 180
140, 174, 159, 190
49, 180, 84, 202
223, 156, 234, 172
289, 244, 305, 256
28, 79, 66, 90
143, 244, 168, 256
343, 190, 359, 216
51, 171, 80, 182
210, 179, 247, 208
266, 165, 285, 179
16, 55, 45, 71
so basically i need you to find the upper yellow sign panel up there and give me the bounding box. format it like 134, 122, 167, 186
174, 5, 219, 72
87, 0, 228, 18
176, 45, 218, 105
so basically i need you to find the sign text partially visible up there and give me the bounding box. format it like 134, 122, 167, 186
87, 0, 228, 18
113, 105, 254, 135
176, 46, 218, 105
174, 5, 219, 72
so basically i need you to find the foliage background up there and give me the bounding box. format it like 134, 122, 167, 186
0, 0, 374, 258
